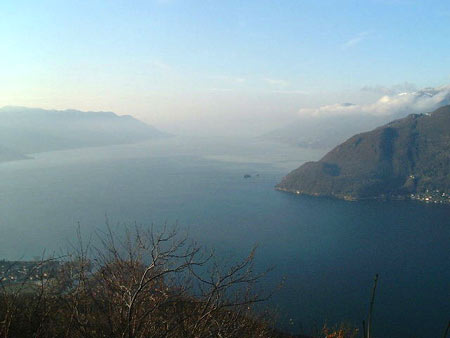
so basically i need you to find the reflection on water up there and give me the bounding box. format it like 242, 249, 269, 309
0, 137, 448, 337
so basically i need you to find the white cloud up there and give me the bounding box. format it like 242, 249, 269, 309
203, 88, 235, 92
210, 75, 246, 83
270, 89, 309, 95
342, 31, 370, 50
299, 85, 450, 117
361, 82, 417, 95
264, 78, 289, 87
150, 60, 173, 72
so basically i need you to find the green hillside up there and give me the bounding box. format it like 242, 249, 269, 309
276, 105, 450, 204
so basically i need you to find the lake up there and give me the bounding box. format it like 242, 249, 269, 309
0, 137, 448, 338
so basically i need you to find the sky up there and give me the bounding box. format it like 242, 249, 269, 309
1, 0, 450, 135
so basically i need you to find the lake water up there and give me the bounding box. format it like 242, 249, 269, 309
0, 137, 448, 337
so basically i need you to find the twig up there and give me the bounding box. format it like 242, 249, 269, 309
443, 320, 450, 338
367, 274, 379, 338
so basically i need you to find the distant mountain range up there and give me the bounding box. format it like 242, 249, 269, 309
276, 105, 450, 204
0, 106, 168, 162
0, 145, 30, 162
263, 86, 450, 149
261, 113, 395, 149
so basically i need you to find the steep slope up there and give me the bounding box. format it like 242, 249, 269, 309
276, 105, 450, 203
0, 106, 168, 158
264, 87, 450, 149
262, 113, 394, 149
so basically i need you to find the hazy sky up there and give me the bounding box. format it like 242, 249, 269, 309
1, 0, 450, 135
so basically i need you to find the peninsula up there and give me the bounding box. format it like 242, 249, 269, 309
276, 105, 450, 204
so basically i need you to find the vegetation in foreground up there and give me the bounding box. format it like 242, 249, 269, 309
0, 225, 287, 338
0, 225, 382, 338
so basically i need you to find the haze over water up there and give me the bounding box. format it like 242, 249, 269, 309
2, 1, 450, 337
0, 137, 448, 338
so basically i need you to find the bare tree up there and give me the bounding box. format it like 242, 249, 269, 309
0, 223, 276, 338
58, 223, 273, 338
0, 254, 64, 337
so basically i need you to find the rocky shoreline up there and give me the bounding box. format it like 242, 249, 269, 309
275, 187, 450, 205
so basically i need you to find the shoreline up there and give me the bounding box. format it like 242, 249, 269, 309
275, 187, 450, 205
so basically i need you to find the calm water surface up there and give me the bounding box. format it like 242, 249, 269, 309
0, 137, 448, 338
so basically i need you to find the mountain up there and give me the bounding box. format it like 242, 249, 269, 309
276, 105, 450, 204
261, 113, 395, 149
0, 106, 168, 162
264, 86, 450, 150
0, 145, 29, 163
